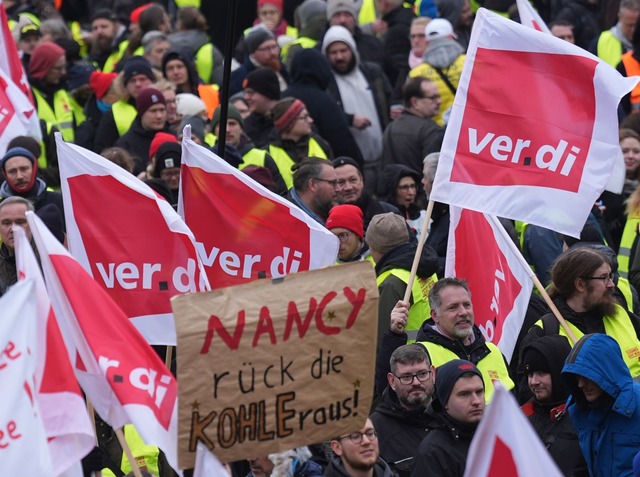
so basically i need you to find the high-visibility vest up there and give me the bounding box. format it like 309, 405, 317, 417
409, 54, 465, 126
101, 424, 160, 477
240, 148, 268, 169
175, 0, 201, 7
102, 41, 129, 73
619, 276, 635, 312
68, 95, 86, 124
197, 83, 219, 120
618, 212, 640, 279
622, 51, 640, 112
112, 100, 138, 137
268, 137, 328, 188
280, 36, 317, 64
535, 303, 640, 378
69, 20, 88, 57
418, 340, 514, 402
598, 30, 623, 68
194, 43, 214, 85
376, 268, 437, 342
32, 88, 77, 142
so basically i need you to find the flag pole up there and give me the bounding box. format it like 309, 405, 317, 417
165, 345, 173, 370
216, 0, 238, 160
115, 428, 144, 477
403, 200, 435, 303
487, 215, 577, 344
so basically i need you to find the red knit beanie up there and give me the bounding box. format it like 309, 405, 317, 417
258, 0, 283, 12
136, 88, 166, 117
28, 41, 65, 80
89, 71, 117, 100
326, 204, 364, 240
149, 132, 178, 160
130, 2, 154, 23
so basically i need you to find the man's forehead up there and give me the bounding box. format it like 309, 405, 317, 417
336, 164, 360, 178
5, 156, 32, 169
0, 203, 28, 218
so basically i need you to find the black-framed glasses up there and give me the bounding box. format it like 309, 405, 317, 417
582, 272, 614, 283
339, 429, 377, 444
335, 231, 352, 241
422, 94, 441, 101
394, 370, 431, 385
313, 177, 339, 188
398, 184, 417, 191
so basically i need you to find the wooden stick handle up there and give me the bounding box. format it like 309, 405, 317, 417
115, 428, 144, 477
403, 200, 436, 303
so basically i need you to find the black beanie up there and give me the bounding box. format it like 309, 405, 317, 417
153, 142, 182, 178
522, 347, 551, 374
242, 68, 280, 100
434, 359, 483, 410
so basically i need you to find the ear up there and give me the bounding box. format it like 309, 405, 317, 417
430, 364, 436, 382
574, 277, 587, 294
330, 440, 343, 456
387, 372, 396, 391
430, 307, 439, 324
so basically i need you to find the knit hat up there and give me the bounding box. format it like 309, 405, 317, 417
136, 88, 165, 117
90, 8, 118, 23
298, 0, 328, 27
176, 93, 206, 117
28, 41, 65, 80
130, 3, 154, 24
149, 132, 178, 160
326, 204, 364, 240
365, 212, 409, 255
333, 156, 361, 171
1, 147, 37, 193
153, 142, 182, 178
326, 0, 360, 21
273, 98, 305, 132
425, 18, 457, 41
434, 359, 483, 410
211, 104, 245, 132
89, 71, 117, 100
179, 115, 206, 141
522, 347, 550, 374
67, 62, 97, 91
562, 223, 603, 249
122, 56, 155, 85
245, 26, 275, 54
242, 68, 280, 100
19, 23, 41, 41
258, 0, 283, 11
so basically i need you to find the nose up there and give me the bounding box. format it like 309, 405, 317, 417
577, 376, 587, 389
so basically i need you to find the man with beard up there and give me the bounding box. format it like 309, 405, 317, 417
370, 344, 434, 477
326, 418, 393, 477
286, 157, 337, 225
322, 25, 390, 190
88, 9, 127, 73
522, 246, 640, 379
410, 360, 485, 477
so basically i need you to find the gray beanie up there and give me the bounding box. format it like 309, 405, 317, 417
326, 0, 361, 21
245, 26, 275, 54
297, 0, 328, 27
365, 213, 409, 255
179, 115, 206, 141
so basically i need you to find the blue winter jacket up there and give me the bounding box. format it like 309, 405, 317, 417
562, 333, 640, 477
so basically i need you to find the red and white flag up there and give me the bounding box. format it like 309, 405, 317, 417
515, 0, 550, 33
0, 0, 40, 138
0, 279, 54, 474
0, 70, 40, 153
194, 442, 228, 477
14, 225, 95, 477
445, 208, 533, 362
179, 133, 338, 289
463, 383, 563, 477
57, 133, 209, 345
26, 211, 182, 475
430, 9, 639, 237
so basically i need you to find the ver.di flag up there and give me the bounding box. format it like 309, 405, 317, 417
179, 132, 338, 289
14, 225, 95, 476
430, 8, 638, 237
0, 280, 54, 475
57, 133, 209, 345
27, 211, 182, 475
463, 383, 563, 477
445, 208, 533, 362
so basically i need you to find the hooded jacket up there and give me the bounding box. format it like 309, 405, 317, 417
562, 333, 640, 477
369, 387, 432, 477
378, 164, 425, 222
0, 177, 65, 229
324, 453, 393, 477
162, 49, 201, 95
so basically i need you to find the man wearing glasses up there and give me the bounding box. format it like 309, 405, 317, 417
370, 344, 434, 477
521, 246, 640, 380
326, 418, 393, 477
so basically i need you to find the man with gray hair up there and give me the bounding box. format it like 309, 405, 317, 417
370, 344, 434, 477
142, 31, 170, 69
589, 0, 640, 65
0, 196, 34, 293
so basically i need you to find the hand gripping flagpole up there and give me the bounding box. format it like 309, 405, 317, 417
115, 428, 144, 477
403, 200, 435, 305
487, 215, 578, 345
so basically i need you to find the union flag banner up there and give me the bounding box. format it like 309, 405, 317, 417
57, 133, 209, 345
179, 134, 338, 289
430, 8, 638, 237
15, 226, 94, 476
463, 383, 563, 477
445, 208, 533, 362
27, 211, 182, 475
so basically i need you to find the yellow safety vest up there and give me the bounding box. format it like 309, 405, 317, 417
103, 41, 130, 73
101, 425, 160, 477
240, 148, 268, 169
175, 0, 201, 6
376, 268, 437, 343
70, 20, 88, 57
418, 340, 514, 402
268, 137, 328, 188
194, 43, 214, 84
112, 100, 138, 137
618, 212, 640, 279
68, 95, 86, 124
359, 0, 377, 26
619, 276, 635, 312
597, 30, 623, 68
32, 88, 77, 142
409, 54, 465, 126
280, 36, 317, 64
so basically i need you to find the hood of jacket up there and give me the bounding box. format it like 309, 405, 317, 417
422, 38, 464, 69
562, 333, 637, 414
162, 48, 201, 92
375, 241, 438, 279
321, 25, 360, 65
167, 30, 209, 53
0, 176, 47, 200
289, 48, 333, 89
378, 164, 422, 201
325, 454, 392, 477
416, 318, 489, 357
521, 334, 572, 404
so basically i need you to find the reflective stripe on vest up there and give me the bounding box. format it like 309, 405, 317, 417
598, 31, 623, 68
622, 51, 640, 111
268, 137, 328, 188
240, 148, 268, 169
418, 341, 515, 402
195, 43, 214, 84
101, 424, 160, 477
618, 214, 640, 279
535, 303, 640, 377
376, 268, 437, 343
32, 88, 76, 142
112, 101, 137, 137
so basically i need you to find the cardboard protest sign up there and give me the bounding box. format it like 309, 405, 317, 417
173, 261, 378, 466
